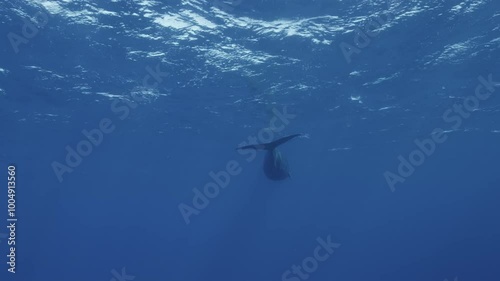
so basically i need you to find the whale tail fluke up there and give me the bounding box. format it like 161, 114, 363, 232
236, 134, 302, 151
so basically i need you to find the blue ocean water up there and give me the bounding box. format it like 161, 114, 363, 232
1, 0, 500, 280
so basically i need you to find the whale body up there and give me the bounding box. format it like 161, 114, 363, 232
237, 134, 301, 181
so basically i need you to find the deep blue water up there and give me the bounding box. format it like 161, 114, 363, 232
1, 0, 500, 281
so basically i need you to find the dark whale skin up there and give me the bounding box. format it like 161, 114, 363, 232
237, 134, 300, 181
263, 148, 290, 180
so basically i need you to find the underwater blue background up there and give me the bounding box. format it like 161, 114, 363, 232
1, 0, 500, 280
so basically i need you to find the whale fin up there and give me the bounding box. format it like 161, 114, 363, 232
236, 134, 301, 151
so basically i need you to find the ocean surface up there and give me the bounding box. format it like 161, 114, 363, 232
1, 0, 500, 280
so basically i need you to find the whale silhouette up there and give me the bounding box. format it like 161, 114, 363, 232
237, 134, 301, 180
